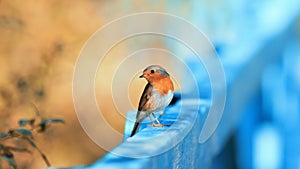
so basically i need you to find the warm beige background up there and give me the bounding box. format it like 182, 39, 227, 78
0, 1, 185, 168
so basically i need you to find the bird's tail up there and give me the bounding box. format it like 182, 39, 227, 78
130, 121, 141, 137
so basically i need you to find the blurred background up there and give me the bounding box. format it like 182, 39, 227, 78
0, 0, 300, 169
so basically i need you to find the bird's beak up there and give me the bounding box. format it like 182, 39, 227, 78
139, 74, 145, 78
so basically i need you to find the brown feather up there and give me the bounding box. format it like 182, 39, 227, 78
138, 83, 153, 111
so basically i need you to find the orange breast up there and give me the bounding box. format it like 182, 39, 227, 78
152, 77, 174, 95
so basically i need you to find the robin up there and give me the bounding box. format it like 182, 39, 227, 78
130, 65, 174, 137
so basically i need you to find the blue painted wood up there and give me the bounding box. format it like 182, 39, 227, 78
87, 99, 212, 169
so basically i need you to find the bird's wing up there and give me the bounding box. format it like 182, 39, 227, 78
138, 83, 152, 111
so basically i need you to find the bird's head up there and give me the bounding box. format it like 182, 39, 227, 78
139, 65, 170, 83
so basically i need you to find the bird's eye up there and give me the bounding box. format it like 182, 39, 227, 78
150, 70, 155, 74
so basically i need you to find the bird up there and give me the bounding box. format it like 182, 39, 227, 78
130, 65, 174, 137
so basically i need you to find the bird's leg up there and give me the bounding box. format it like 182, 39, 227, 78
151, 113, 163, 127
151, 113, 160, 124
148, 114, 156, 126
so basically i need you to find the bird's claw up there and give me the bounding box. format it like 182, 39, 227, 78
151, 123, 164, 127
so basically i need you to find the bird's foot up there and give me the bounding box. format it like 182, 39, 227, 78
151, 123, 164, 127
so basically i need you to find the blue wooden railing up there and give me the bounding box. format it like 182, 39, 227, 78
89, 97, 211, 169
